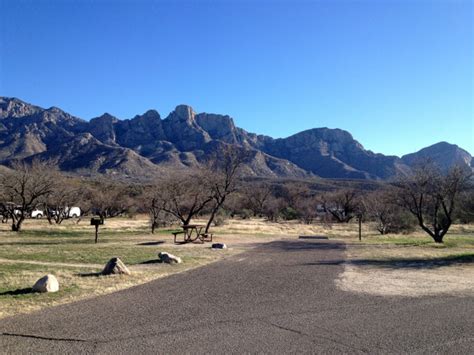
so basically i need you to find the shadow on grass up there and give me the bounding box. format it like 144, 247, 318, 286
136, 241, 165, 246
139, 259, 163, 265
0, 287, 35, 296
0, 241, 63, 246
77, 272, 102, 277
303, 254, 474, 269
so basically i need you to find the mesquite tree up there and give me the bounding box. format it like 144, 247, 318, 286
144, 186, 172, 233
204, 146, 248, 233
42, 177, 79, 224
155, 171, 213, 226
243, 182, 273, 217
393, 163, 470, 243
318, 189, 359, 223
0, 161, 56, 231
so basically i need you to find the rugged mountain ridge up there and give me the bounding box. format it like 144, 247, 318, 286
0, 97, 471, 180
401, 142, 473, 173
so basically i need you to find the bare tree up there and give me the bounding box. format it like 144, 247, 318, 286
155, 171, 213, 226
363, 190, 415, 235
90, 182, 132, 218
279, 182, 310, 210
393, 163, 470, 243
204, 146, 249, 233
0, 160, 56, 231
318, 189, 358, 223
243, 182, 273, 217
295, 198, 319, 224
42, 177, 79, 224
73, 184, 96, 223
143, 186, 173, 233
0, 203, 8, 223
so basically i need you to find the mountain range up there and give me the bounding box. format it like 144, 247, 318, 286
0, 97, 472, 180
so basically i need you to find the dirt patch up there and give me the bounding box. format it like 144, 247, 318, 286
336, 243, 474, 297
336, 263, 474, 297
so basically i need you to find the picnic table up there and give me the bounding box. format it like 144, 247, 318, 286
172, 224, 213, 244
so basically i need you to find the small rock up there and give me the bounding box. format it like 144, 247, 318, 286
158, 252, 182, 264
32, 274, 59, 293
102, 257, 131, 275
212, 243, 227, 249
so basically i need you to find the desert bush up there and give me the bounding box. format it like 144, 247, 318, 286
455, 190, 474, 224
239, 209, 253, 219
280, 206, 300, 221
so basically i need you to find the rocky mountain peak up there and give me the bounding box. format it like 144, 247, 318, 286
0, 97, 42, 119
46, 106, 64, 114
141, 109, 161, 120
90, 112, 118, 125
171, 105, 195, 121
195, 113, 239, 144
401, 142, 473, 172
89, 113, 119, 145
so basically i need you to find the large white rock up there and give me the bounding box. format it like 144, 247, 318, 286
102, 257, 131, 275
32, 274, 59, 293
158, 252, 182, 264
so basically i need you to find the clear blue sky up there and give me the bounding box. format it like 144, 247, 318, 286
1, 0, 472, 156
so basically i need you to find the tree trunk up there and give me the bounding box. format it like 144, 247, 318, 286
358, 217, 362, 241
11, 217, 24, 232
205, 206, 219, 234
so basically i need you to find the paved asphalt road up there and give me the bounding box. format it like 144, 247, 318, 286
1, 238, 473, 354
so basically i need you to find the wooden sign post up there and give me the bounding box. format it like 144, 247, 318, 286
90, 217, 104, 243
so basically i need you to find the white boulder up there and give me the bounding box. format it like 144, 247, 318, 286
32, 274, 59, 293
158, 252, 182, 264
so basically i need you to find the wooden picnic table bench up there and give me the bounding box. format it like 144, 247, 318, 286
172, 224, 213, 244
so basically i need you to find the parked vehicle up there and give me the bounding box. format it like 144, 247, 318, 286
31, 209, 44, 219
50, 207, 81, 219
67, 207, 81, 218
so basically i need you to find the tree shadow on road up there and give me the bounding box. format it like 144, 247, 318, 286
299, 236, 329, 240
303, 254, 474, 269
262, 240, 346, 252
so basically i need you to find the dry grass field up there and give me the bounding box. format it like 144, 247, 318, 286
0, 216, 473, 319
